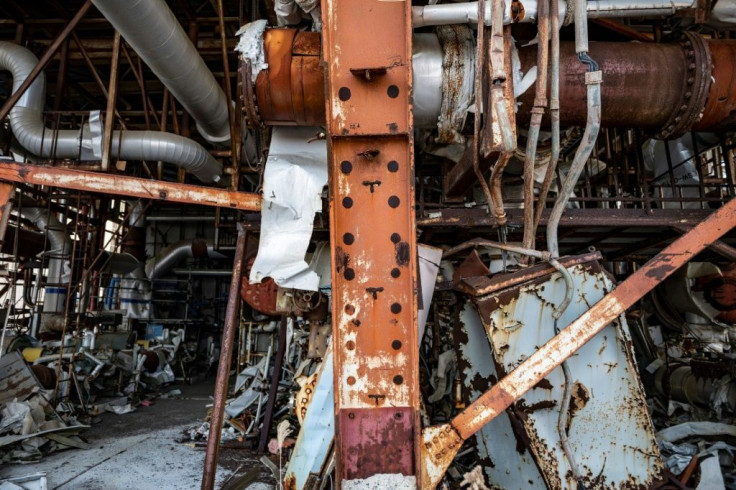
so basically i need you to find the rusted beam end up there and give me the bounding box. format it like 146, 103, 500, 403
420, 423, 464, 489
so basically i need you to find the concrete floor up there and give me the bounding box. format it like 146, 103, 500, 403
0, 381, 276, 490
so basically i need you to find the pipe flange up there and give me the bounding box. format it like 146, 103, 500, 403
655, 32, 712, 140
240, 60, 263, 129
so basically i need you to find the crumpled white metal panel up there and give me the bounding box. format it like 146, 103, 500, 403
283, 348, 334, 489
478, 262, 663, 489
456, 303, 547, 489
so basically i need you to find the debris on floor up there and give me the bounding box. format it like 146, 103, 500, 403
0, 352, 88, 464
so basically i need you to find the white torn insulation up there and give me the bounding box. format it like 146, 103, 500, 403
249, 127, 328, 291
234, 19, 268, 80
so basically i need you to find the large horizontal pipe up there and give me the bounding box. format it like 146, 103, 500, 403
412, 0, 696, 27
518, 37, 736, 135
254, 32, 736, 137
91, 0, 232, 144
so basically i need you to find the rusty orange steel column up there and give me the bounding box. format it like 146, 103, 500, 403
322, 0, 420, 487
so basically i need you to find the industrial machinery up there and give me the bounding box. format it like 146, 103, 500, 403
2, 0, 736, 488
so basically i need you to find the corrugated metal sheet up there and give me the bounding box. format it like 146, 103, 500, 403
0, 351, 41, 404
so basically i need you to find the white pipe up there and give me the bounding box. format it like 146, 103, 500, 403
21, 208, 72, 328
0, 42, 222, 183
91, 0, 231, 144
411, 0, 695, 27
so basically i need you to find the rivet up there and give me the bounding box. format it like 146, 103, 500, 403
387, 85, 400, 98
339, 87, 351, 101
346, 340, 356, 350
341, 160, 353, 174
342, 197, 353, 208
343, 232, 355, 245
387, 160, 399, 172
388, 195, 400, 208
393, 375, 404, 385
345, 304, 355, 315
392, 340, 402, 350
344, 268, 355, 280
391, 268, 401, 278
348, 412, 355, 419
395, 412, 403, 419
390, 233, 401, 243
347, 376, 356, 385
391, 303, 402, 314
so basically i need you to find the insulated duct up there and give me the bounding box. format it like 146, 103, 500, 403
0, 41, 222, 183
91, 0, 232, 144
21, 207, 72, 332
411, 0, 697, 27
121, 201, 147, 261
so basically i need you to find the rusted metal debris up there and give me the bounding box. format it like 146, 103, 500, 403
0, 162, 261, 211
420, 195, 736, 489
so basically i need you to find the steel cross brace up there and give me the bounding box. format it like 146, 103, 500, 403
420, 196, 736, 488
322, 0, 420, 486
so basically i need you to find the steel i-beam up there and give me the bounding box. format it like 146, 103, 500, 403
322, 0, 420, 486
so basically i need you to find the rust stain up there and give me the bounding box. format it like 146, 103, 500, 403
395, 241, 410, 266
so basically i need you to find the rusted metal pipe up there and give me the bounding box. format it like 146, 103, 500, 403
256, 34, 736, 138
420, 196, 736, 489
0, 162, 261, 211
522, 0, 550, 254
201, 224, 247, 490
257, 316, 287, 452
473, 0, 494, 217
485, 18, 516, 226
0, 0, 94, 124
101, 30, 121, 172
533, 0, 561, 234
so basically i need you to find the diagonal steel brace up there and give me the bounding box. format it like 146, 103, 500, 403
421, 196, 736, 488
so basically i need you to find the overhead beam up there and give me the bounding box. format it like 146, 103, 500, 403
0, 162, 261, 211
417, 207, 732, 228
